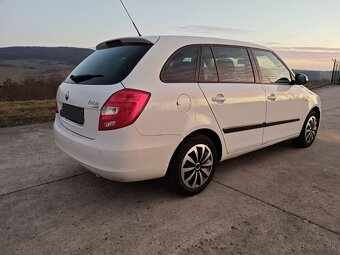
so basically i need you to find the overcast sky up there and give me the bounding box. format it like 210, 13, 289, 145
1, 0, 340, 70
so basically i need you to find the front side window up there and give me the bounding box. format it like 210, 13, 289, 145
253, 50, 292, 84
212, 46, 254, 83
161, 46, 199, 82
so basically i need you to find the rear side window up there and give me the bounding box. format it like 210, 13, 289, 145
161, 46, 199, 82
212, 46, 255, 83
65, 43, 152, 85
199, 46, 218, 82
252, 50, 292, 84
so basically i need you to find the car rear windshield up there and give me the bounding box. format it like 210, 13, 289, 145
65, 43, 152, 85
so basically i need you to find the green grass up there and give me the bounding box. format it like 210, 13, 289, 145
0, 100, 55, 120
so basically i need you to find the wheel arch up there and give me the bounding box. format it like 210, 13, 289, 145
191, 129, 223, 162
165, 128, 223, 190
310, 106, 321, 122
168, 128, 223, 171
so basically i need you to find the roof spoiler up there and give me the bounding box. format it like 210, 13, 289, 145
96, 37, 154, 50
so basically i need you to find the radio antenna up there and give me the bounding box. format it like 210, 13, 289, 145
119, 0, 142, 36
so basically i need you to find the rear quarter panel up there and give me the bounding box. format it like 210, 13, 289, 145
122, 37, 227, 159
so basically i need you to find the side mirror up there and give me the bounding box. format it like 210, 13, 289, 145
276, 77, 291, 84
295, 73, 308, 85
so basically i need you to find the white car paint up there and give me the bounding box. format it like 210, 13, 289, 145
54, 35, 321, 184
199, 82, 266, 153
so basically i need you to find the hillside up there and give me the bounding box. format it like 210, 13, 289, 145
0, 46, 94, 65
0, 46, 94, 83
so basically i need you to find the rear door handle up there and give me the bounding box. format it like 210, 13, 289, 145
267, 94, 276, 102
212, 94, 226, 104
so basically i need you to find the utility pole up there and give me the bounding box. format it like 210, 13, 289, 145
331, 59, 336, 84
331, 59, 340, 84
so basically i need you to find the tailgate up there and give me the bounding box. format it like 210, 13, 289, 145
56, 82, 124, 139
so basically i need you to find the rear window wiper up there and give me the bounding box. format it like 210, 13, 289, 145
70, 74, 104, 83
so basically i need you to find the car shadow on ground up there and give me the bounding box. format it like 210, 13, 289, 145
215, 140, 296, 175
64, 140, 298, 201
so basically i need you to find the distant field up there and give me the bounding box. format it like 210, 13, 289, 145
0, 59, 73, 83
0, 46, 93, 84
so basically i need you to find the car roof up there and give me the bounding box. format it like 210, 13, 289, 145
157, 35, 268, 50
96, 35, 269, 51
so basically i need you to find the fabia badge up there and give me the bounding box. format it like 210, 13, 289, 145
88, 100, 100, 109
65, 91, 69, 101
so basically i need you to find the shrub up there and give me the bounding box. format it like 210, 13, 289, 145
0, 74, 63, 101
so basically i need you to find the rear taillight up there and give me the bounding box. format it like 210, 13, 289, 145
98, 89, 151, 131
55, 98, 59, 113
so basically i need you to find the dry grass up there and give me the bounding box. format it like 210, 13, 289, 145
305, 81, 330, 89
0, 99, 55, 120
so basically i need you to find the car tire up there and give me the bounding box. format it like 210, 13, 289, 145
292, 110, 319, 148
168, 134, 218, 196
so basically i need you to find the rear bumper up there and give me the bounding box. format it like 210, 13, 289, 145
54, 117, 182, 182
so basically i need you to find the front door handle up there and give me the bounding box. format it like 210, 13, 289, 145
267, 93, 276, 102
212, 94, 226, 104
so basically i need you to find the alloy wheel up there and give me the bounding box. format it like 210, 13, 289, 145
181, 144, 213, 189
305, 116, 318, 143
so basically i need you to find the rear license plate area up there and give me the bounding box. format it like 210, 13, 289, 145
60, 104, 84, 125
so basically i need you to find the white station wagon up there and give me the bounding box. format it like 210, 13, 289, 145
54, 36, 321, 195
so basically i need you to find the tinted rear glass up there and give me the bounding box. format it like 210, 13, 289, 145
212, 46, 254, 83
65, 43, 152, 85
160, 46, 199, 82
199, 46, 218, 82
